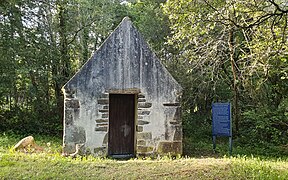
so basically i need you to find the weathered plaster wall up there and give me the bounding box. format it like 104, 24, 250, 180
63, 17, 182, 156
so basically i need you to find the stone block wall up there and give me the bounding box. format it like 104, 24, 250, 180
63, 89, 86, 153
63, 89, 182, 156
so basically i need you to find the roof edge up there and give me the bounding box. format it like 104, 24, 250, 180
62, 16, 133, 90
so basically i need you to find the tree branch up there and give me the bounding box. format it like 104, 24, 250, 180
267, 0, 288, 13
281, 15, 287, 43
67, 20, 96, 45
202, 0, 287, 30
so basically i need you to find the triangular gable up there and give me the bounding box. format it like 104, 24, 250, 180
63, 17, 182, 95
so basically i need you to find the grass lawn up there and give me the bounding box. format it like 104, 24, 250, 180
0, 133, 287, 179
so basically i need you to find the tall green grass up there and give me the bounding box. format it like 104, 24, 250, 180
0, 133, 287, 179
230, 155, 288, 179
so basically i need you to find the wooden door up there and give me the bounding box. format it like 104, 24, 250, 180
108, 94, 135, 157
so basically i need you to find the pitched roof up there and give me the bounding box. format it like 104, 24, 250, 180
63, 17, 182, 94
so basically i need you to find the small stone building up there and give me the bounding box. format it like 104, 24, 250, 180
62, 17, 182, 158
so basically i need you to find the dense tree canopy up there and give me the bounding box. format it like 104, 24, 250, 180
0, 0, 287, 148
0, 0, 169, 134
163, 0, 287, 144
0, 0, 121, 134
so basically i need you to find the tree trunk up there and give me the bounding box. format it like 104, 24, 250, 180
228, 27, 240, 135
55, 0, 70, 122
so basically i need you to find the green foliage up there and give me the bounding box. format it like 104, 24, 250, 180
0, 0, 171, 135
163, 0, 288, 149
241, 103, 288, 145
0, 0, 287, 158
182, 107, 288, 158
125, 0, 170, 53
0, 0, 128, 134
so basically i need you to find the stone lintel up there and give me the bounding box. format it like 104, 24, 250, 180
107, 88, 140, 94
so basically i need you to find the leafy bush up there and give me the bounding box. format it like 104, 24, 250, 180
0, 106, 62, 136
241, 103, 288, 146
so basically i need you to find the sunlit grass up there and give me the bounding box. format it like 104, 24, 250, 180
0, 133, 287, 179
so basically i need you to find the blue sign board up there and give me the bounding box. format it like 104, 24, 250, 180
212, 103, 232, 137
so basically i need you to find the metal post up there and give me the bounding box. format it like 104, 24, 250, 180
229, 103, 232, 155
229, 136, 232, 155
213, 136, 216, 153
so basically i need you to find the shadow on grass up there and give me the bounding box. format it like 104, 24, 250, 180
183, 136, 288, 160
1, 132, 287, 161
